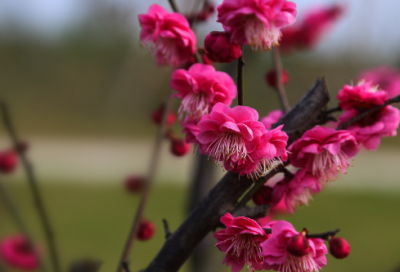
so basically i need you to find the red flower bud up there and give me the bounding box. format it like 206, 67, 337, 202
136, 220, 155, 241
329, 236, 350, 259
170, 138, 191, 157
265, 69, 289, 88
124, 176, 145, 193
204, 31, 242, 63
0, 150, 18, 174
287, 231, 311, 257
252, 185, 273, 206
151, 105, 176, 126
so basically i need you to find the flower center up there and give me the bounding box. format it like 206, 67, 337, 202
251, 157, 283, 180
140, 37, 180, 66
224, 234, 264, 271
207, 132, 247, 163
245, 16, 281, 51
312, 150, 350, 181
179, 92, 209, 119
278, 253, 321, 272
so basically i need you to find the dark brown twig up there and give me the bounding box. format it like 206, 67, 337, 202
116, 90, 174, 272
167, 0, 180, 12
0, 100, 60, 272
323, 106, 342, 115
306, 229, 340, 240
0, 179, 46, 272
237, 46, 245, 105
122, 262, 131, 272
272, 47, 290, 112
162, 219, 172, 239
337, 94, 400, 130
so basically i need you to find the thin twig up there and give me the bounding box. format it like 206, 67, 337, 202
122, 262, 131, 272
0, 100, 60, 272
162, 219, 172, 239
323, 106, 342, 115
272, 47, 290, 112
337, 94, 400, 130
168, 0, 180, 12
306, 229, 340, 240
237, 46, 245, 105
0, 179, 46, 272
116, 90, 174, 272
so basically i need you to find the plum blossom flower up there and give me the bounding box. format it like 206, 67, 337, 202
217, 0, 297, 51
0, 235, 40, 271
289, 126, 359, 182
215, 213, 270, 272
171, 63, 237, 120
204, 31, 243, 63
280, 4, 345, 51
261, 221, 328, 272
197, 103, 266, 164
138, 4, 196, 66
260, 109, 284, 130
358, 66, 400, 99
223, 125, 288, 178
337, 81, 387, 111
339, 106, 400, 150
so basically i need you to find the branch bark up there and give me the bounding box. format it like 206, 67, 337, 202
143, 78, 330, 272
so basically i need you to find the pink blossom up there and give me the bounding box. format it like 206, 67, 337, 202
204, 31, 243, 63
215, 213, 270, 272
138, 4, 196, 66
217, 0, 297, 51
0, 235, 40, 271
338, 106, 400, 150
289, 126, 359, 181
261, 221, 327, 272
284, 169, 321, 213
280, 4, 345, 51
358, 66, 400, 99
171, 63, 237, 119
261, 109, 284, 130
223, 125, 289, 178
337, 81, 387, 111
197, 103, 266, 164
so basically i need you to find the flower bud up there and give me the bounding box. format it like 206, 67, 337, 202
170, 138, 191, 157
286, 231, 311, 257
204, 31, 242, 63
136, 220, 155, 241
0, 150, 18, 174
265, 69, 289, 88
252, 185, 273, 206
329, 236, 350, 259
151, 105, 176, 126
124, 176, 145, 193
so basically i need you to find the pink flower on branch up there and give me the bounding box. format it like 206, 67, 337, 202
0, 235, 40, 271
204, 31, 243, 63
217, 0, 297, 51
261, 221, 328, 272
358, 66, 400, 99
171, 64, 237, 120
138, 4, 196, 67
215, 213, 270, 272
289, 126, 359, 182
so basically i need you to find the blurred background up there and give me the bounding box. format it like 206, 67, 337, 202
0, 0, 400, 271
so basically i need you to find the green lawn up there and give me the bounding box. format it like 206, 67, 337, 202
0, 181, 399, 272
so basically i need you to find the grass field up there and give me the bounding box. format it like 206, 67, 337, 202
0, 181, 400, 272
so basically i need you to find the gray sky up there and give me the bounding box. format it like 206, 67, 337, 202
0, 0, 399, 61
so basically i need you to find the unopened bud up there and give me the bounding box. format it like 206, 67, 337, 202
0, 150, 18, 174
151, 105, 176, 126
329, 236, 350, 259
170, 138, 191, 157
204, 31, 242, 63
136, 220, 155, 241
265, 69, 289, 88
287, 230, 311, 257
124, 176, 145, 193
252, 185, 273, 206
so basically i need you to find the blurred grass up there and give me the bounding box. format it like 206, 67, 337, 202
0, 182, 399, 272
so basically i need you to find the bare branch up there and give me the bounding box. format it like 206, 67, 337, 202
162, 219, 172, 240
306, 229, 340, 240
272, 47, 290, 112
237, 46, 245, 105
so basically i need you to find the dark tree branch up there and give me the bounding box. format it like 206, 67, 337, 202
122, 262, 131, 272
323, 106, 342, 115
162, 219, 172, 240
167, 0, 179, 12
0, 179, 47, 272
337, 94, 400, 130
0, 100, 60, 272
233, 204, 270, 219
143, 78, 330, 272
116, 90, 174, 272
237, 46, 245, 105
272, 47, 290, 112
306, 229, 340, 240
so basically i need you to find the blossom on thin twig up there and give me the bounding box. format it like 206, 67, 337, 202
215, 213, 270, 272
289, 126, 359, 182
217, 0, 297, 51
138, 4, 196, 67
358, 66, 400, 99
261, 221, 328, 272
